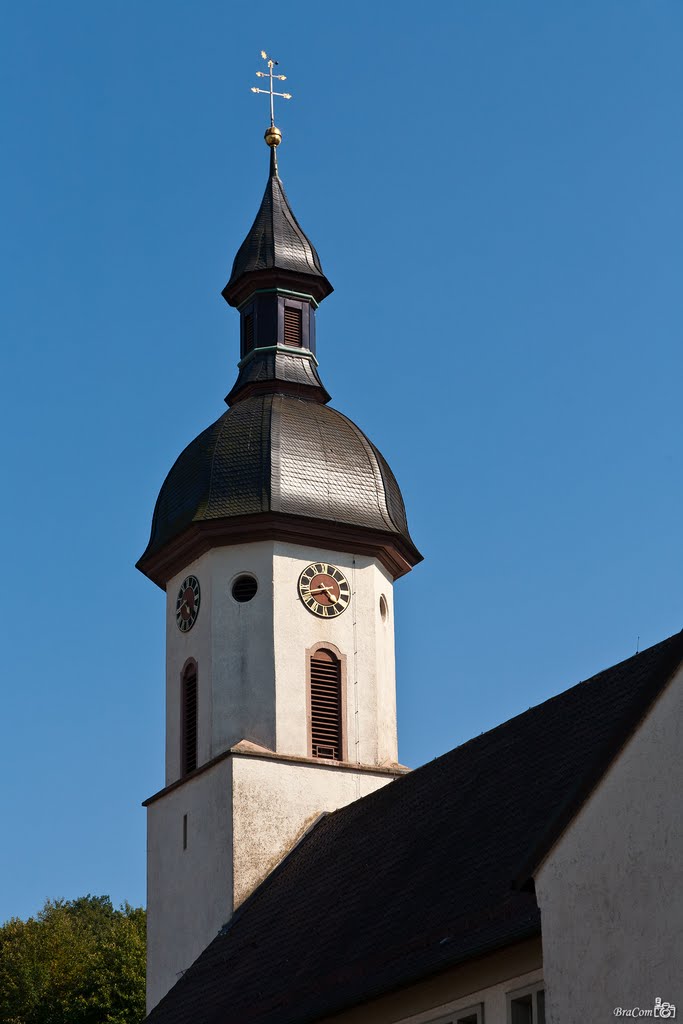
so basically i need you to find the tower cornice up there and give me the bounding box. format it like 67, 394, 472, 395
136, 512, 422, 590
236, 287, 321, 311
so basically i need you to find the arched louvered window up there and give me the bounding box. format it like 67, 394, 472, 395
181, 662, 198, 776
309, 648, 343, 761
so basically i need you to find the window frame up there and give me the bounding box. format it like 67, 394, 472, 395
279, 296, 309, 349
283, 304, 303, 347
306, 642, 347, 762
506, 982, 545, 1024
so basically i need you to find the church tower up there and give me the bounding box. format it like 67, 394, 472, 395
137, 63, 422, 1012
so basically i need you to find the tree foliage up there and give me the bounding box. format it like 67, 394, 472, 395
0, 895, 146, 1024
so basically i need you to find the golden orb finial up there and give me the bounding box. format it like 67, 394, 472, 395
264, 125, 282, 148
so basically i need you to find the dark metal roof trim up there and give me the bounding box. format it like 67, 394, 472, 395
236, 287, 321, 312
136, 513, 422, 589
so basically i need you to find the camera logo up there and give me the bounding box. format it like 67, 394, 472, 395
614, 999, 676, 1018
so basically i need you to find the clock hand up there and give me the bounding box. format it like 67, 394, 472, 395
309, 584, 337, 600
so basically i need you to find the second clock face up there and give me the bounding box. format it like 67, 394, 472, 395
176, 575, 200, 632
298, 562, 350, 618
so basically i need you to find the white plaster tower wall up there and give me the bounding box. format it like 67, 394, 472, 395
146, 749, 402, 1012
165, 542, 277, 783
272, 541, 398, 764
373, 561, 399, 763
166, 539, 399, 780
146, 757, 234, 1013
148, 538, 402, 1011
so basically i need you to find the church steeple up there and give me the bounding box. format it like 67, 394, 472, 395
137, 56, 420, 587
140, 57, 421, 1011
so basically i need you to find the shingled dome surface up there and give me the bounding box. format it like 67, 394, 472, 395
140, 393, 416, 562
224, 171, 332, 304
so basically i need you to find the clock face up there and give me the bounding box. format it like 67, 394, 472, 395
176, 575, 200, 632
298, 563, 350, 618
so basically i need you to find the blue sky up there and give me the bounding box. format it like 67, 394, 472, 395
2, 1, 682, 921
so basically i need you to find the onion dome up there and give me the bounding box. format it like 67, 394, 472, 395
223, 150, 333, 308
136, 395, 421, 585
136, 137, 421, 587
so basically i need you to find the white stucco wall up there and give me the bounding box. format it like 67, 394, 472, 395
272, 541, 398, 764
209, 544, 277, 755
372, 566, 398, 763
165, 541, 398, 782
146, 757, 234, 1013
231, 753, 398, 908
535, 666, 683, 1024
146, 751, 400, 1011
165, 543, 277, 782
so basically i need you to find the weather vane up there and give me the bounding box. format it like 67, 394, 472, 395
251, 51, 292, 150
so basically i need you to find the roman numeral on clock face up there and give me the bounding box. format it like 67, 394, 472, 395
176, 575, 201, 632
298, 563, 351, 618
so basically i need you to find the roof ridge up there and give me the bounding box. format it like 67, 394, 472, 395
446, 629, 683, 762
513, 627, 683, 885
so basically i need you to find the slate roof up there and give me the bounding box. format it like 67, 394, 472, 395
223, 159, 333, 306
138, 393, 420, 566
145, 630, 683, 1024
225, 347, 330, 406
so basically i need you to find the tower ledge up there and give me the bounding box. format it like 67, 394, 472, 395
143, 740, 410, 808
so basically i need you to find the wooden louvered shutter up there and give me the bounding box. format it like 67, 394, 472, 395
182, 665, 198, 775
283, 306, 302, 347
243, 312, 254, 354
310, 649, 342, 760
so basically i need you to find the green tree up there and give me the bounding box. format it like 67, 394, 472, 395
0, 895, 146, 1024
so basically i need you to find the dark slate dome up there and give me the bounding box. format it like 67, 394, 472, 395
139, 394, 419, 568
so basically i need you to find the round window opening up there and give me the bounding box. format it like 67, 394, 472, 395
379, 594, 388, 622
232, 574, 258, 603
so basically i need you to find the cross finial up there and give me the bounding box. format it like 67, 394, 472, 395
251, 51, 292, 152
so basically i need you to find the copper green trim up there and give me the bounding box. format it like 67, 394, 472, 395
237, 288, 319, 311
